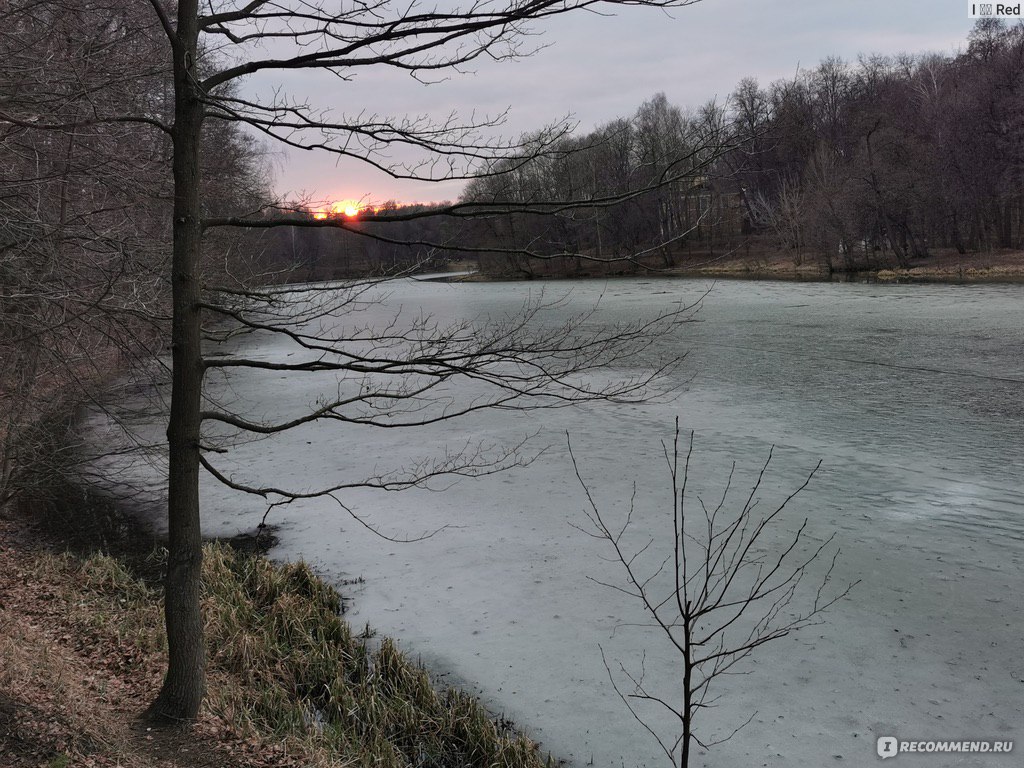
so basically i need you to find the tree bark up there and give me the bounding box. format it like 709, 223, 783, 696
681, 616, 693, 768
147, 0, 206, 724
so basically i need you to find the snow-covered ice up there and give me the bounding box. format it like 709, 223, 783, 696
84, 278, 1024, 768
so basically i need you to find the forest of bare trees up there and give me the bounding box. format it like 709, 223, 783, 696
454, 19, 1024, 276
0, 0, 270, 506
49, 13, 1010, 287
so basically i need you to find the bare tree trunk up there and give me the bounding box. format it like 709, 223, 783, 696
148, 0, 206, 723
681, 622, 693, 768
950, 210, 967, 254
885, 217, 910, 268
1000, 198, 1012, 249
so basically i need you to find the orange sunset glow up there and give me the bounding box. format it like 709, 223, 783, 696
311, 200, 363, 220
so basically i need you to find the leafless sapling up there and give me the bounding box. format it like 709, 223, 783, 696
568, 418, 855, 768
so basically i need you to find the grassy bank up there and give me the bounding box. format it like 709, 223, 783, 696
664, 247, 1024, 282
0, 514, 550, 768
465, 248, 1024, 283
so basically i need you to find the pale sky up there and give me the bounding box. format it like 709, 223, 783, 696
248, 0, 976, 206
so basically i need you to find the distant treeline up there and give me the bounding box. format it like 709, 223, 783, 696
269, 19, 1024, 280
453, 19, 1024, 276
258, 203, 458, 281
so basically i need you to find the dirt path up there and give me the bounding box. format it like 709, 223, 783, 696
0, 512, 279, 768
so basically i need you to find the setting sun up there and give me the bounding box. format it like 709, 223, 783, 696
310, 200, 363, 220
330, 200, 361, 218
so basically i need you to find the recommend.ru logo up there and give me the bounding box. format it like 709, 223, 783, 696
877, 736, 1014, 759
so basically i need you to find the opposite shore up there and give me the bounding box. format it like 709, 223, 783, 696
451, 249, 1024, 284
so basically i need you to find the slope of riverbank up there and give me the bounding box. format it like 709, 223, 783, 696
0, 478, 549, 768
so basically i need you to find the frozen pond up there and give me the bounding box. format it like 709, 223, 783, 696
87, 278, 1024, 768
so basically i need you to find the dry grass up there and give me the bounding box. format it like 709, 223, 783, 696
9, 540, 550, 768
0, 543, 185, 768
201, 544, 549, 768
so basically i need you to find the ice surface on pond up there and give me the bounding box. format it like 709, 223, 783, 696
85, 278, 1024, 768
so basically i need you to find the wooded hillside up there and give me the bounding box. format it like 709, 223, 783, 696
458, 19, 1024, 276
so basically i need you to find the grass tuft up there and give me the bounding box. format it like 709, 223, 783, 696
69, 542, 550, 768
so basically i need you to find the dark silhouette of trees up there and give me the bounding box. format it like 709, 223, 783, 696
0, 0, 272, 505
744, 21, 1024, 268
461, 20, 1024, 276
1, 1, 172, 503
460, 95, 729, 276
